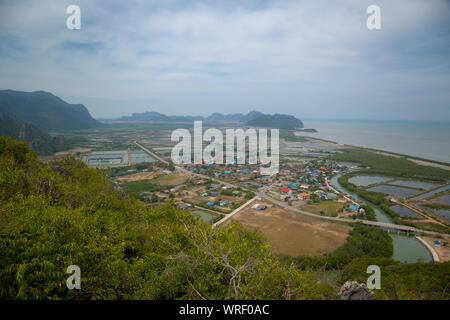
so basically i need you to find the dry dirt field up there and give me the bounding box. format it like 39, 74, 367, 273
423, 236, 450, 262
116, 171, 160, 182
230, 202, 351, 256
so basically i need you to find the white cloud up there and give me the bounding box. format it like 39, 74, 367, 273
0, 0, 449, 119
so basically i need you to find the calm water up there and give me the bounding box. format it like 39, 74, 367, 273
411, 185, 450, 200
390, 180, 438, 190
433, 209, 450, 219
348, 175, 394, 187
330, 175, 432, 263
190, 209, 217, 222
330, 175, 392, 224
390, 234, 432, 263
299, 120, 450, 163
367, 185, 421, 197
389, 205, 423, 219
434, 194, 450, 205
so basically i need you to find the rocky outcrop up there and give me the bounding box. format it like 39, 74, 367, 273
0, 113, 69, 155
338, 281, 375, 300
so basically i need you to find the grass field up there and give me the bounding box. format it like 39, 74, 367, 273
302, 201, 345, 217
119, 179, 162, 197
230, 203, 351, 256
152, 173, 187, 186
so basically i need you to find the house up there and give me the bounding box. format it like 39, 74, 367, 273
348, 204, 359, 212
280, 187, 291, 193
202, 193, 209, 197
326, 193, 338, 200
206, 201, 215, 206
175, 203, 191, 210
220, 201, 228, 206
299, 192, 310, 200
251, 203, 267, 210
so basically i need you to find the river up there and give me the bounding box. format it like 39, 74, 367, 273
329, 175, 432, 263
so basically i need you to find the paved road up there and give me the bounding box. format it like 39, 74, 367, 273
212, 197, 257, 228
135, 141, 448, 237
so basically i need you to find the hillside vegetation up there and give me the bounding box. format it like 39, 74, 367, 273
0, 137, 334, 299
1, 137, 448, 300
0, 114, 69, 155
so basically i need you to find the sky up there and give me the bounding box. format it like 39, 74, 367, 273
0, 0, 449, 120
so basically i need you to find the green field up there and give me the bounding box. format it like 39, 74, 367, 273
303, 201, 344, 217
329, 148, 450, 181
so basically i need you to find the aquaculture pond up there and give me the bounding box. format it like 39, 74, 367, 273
330, 174, 432, 263
190, 209, 218, 223
348, 175, 394, 187
433, 194, 450, 205
389, 205, 423, 219
390, 180, 438, 190
433, 209, 450, 219
366, 185, 421, 197
411, 184, 450, 200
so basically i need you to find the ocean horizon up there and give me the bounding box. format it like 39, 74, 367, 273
299, 119, 450, 164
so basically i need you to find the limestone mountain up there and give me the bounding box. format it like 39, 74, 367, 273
0, 114, 69, 155
246, 113, 304, 129
0, 90, 100, 131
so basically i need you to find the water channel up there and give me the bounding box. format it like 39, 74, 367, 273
329, 174, 432, 263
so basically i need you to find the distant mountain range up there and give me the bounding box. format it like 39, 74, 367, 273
117, 110, 304, 129
0, 90, 100, 131
117, 110, 264, 122
0, 114, 69, 155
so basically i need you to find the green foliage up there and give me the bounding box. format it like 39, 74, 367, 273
341, 258, 450, 300
329, 148, 450, 181
0, 137, 334, 300
295, 224, 393, 270
245, 191, 255, 200
0, 115, 69, 155
119, 179, 165, 198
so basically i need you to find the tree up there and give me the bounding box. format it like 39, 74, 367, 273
168, 160, 175, 172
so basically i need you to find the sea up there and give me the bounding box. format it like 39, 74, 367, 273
299, 119, 450, 164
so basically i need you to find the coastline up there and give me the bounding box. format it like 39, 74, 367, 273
293, 131, 450, 169
296, 119, 450, 164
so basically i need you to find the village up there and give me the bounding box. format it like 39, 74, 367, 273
68, 125, 449, 261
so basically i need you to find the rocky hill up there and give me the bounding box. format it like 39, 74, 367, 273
0, 114, 68, 155
0, 90, 100, 131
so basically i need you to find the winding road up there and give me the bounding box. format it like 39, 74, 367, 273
135, 141, 449, 237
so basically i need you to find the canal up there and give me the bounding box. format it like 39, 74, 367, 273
329, 174, 432, 263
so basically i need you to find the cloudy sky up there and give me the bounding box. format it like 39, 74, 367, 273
0, 0, 449, 120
